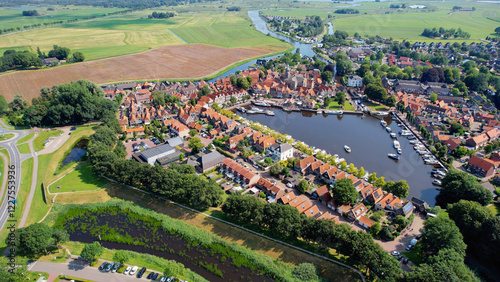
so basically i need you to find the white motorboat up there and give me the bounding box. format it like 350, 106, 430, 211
397, 148, 402, 154
265, 110, 275, 116
400, 130, 412, 136
410, 140, 419, 144
381, 120, 387, 126
344, 145, 351, 153
388, 153, 400, 160
386, 127, 392, 133
325, 110, 343, 115
393, 140, 400, 149
253, 101, 270, 107
390, 133, 397, 138
374, 111, 389, 117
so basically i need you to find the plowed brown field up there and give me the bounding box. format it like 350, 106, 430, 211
0, 44, 273, 101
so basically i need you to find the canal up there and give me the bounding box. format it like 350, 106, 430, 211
239, 109, 439, 206
209, 10, 333, 82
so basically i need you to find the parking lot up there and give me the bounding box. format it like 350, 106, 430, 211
124, 138, 156, 159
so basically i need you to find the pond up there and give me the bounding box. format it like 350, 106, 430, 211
60, 139, 88, 168
62, 209, 274, 282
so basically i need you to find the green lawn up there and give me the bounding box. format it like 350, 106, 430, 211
17, 143, 31, 154
34, 129, 62, 152
16, 133, 34, 144
364, 100, 389, 112
0, 133, 14, 140
49, 164, 109, 193
324, 100, 356, 111
0, 158, 33, 252
24, 154, 52, 226
487, 203, 500, 216
402, 241, 424, 265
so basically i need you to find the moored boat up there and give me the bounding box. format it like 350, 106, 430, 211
390, 133, 397, 138
388, 153, 400, 160
344, 145, 351, 153
265, 110, 275, 116
381, 120, 387, 126
393, 140, 400, 149
397, 148, 402, 154
325, 110, 343, 115
386, 127, 392, 132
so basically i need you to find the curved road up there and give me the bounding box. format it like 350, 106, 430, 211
0, 125, 30, 230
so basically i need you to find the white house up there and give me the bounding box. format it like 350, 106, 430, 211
277, 143, 294, 161
347, 75, 363, 87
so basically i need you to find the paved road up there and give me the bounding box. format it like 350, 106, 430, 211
30, 260, 159, 282
18, 137, 39, 228
0, 125, 29, 230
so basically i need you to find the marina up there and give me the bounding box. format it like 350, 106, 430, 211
238, 108, 441, 205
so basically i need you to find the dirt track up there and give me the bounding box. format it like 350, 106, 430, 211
0, 44, 271, 101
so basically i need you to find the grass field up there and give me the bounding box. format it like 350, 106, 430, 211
364, 100, 389, 112
0, 158, 33, 253
0, 5, 125, 30
49, 164, 109, 193
261, 0, 500, 43
325, 100, 356, 111
0, 133, 14, 140
17, 142, 30, 154
0, 4, 289, 62
16, 133, 34, 144
34, 129, 62, 152
23, 153, 52, 226
0, 149, 9, 206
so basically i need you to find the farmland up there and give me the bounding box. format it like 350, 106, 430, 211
0, 4, 290, 61
0, 44, 274, 101
260, 0, 500, 43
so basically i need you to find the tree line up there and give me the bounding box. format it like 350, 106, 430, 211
7, 80, 116, 127
148, 11, 175, 19
88, 125, 224, 209
22, 10, 39, 16
222, 193, 403, 280
334, 8, 359, 14
421, 27, 471, 39
2, 0, 218, 9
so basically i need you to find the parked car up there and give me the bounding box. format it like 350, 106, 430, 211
105, 262, 114, 272
391, 251, 400, 256
137, 267, 146, 278
403, 257, 409, 264
152, 273, 159, 280
124, 266, 131, 274
129, 266, 138, 275
98, 262, 108, 271
111, 263, 120, 272
147, 272, 155, 279
70, 127, 77, 131
405, 244, 412, 251
159, 276, 167, 282
397, 254, 403, 261
416, 234, 422, 240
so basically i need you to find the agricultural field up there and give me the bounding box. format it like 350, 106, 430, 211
0, 44, 272, 101
0, 3, 289, 61
261, 0, 500, 43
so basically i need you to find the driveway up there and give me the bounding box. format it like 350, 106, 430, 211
29, 259, 156, 282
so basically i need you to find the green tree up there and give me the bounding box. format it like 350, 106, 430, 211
14, 52, 42, 68
421, 216, 467, 257
264, 157, 272, 164
188, 137, 205, 154
321, 71, 333, 83
230, 96, 237, 104
80, 241, 104, 262
236, 76, 250, 90
0, 95, 7, 115
51, 229, 69, 246
292, 262, 318, 281
297, 179, 310, 194
8, 93, 27, 112
230, 75, 237, 85
270, 163, 284, 176
386, 95, 396, 107
447, 200, 493, 240
332, 178, 357, 206
430, 93, 438, 102
477, 216, 500, 265
152, 91, 165, 107
113, 250, 129, 264
48, 45, 70, 60
450, 122, 464, 135
370, 221, 382, 236
336, 91, 346, 107
365, 84, 388, 101
383, 180, 409, 198
8, 223, 52, 257
189, 129, 198, 137
437, 169, 492, 206
71, 51, 85, 62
